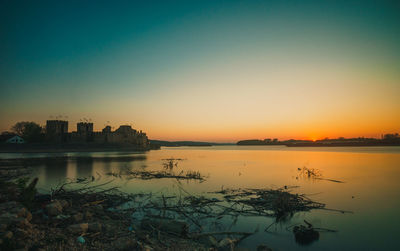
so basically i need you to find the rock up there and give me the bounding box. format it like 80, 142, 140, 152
143, 245, 153, 251
84, 211, 93, 220
45, 201, 63, 216
0, 201, 19, 211
14, 228, 31, 239
2, 231, 13, 239
17, 208, 32, 222
0, 201, 31, 221
112, 237, 137, 250
0, 223, 8, 231
12, 217, 32, 229
0, 213, 31, 229
104, 222, 119, 232
55, 214, 70, 220
59, 200, 69, 208
0, 212, 17, 226
257, 244, 273, 251
67, 223, 89, 234
88, 222, 102, 232
71, 213, 83, 222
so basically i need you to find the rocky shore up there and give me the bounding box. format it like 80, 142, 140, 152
0, 173, 203, 250
0, 164, 273, 251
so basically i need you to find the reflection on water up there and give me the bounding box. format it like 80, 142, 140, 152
76, 158, 93, 178
1, 146, 400, 250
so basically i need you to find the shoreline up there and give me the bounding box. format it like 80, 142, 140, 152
0, 158, 274, 250
0, 143, 160, 153
236, 143, 400, 147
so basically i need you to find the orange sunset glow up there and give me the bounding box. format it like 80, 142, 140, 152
1, 1, 400, 251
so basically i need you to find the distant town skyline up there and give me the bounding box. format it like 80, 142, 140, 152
1, 0, 399, 142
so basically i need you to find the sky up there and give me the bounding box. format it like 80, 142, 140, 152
0, 0, 399, 142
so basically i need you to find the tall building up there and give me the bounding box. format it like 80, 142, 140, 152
77, 122, 93, 134
46, 120, 68, 142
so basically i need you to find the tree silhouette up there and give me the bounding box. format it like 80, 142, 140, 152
11, 122, 44, 142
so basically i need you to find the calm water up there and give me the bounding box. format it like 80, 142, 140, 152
2, 145, 400, 250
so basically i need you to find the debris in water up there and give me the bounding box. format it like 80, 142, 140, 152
297, 166, 344, 183
290, 220, 338, 246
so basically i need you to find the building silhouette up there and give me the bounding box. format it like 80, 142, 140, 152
45, 120, 149, 148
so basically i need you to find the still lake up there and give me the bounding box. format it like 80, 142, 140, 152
2, 145, 400, 250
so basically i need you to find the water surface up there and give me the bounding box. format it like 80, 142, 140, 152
2, 146, 400, 250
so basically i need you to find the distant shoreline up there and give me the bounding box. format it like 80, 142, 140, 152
285, 142, 400, 147
237, 137, 400, 147
0, 143, 159, 153
235, 143, 400, 147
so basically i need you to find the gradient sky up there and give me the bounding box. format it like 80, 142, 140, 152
1, 0, 399, 142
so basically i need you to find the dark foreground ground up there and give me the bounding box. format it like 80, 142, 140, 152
0, 159, 274, 251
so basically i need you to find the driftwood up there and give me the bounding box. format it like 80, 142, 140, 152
141, 218, 189, 237
297, 167, 344, 183
106, 158, 205, 181
107, 170, 205, 181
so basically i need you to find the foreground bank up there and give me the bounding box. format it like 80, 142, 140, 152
0, 160, 277, 251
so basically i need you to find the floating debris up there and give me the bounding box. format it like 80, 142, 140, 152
213, 186, 326, 221
290, 220, 337, 246
297, 167, 344, 183
107, 169, 206, 181
107, 157, 206, 181
162, 158, 184, 171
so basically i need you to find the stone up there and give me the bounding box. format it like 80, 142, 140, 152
0, 213, 32, 229
0, 201, 19, 211
112, 237, 137, 250
0, 223, 8, 231
0, 212, 17, 226
12, 217, 32, 229
104, 222, 119, 232
88, 222, 102, 232
71, 213, 83, 222
16, 207, 32, 222
2, 231, 13, 239
45, 201, 63, 216
84, 211, 93, 220
67, 223, 89, 234
0, 202, 31, 220
142, 245, 153, 251
59, 200, 69, 208
14, 228, 31, 239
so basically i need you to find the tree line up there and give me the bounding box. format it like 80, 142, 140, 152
1, 122, 44, 143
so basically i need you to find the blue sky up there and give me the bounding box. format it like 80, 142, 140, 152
1, 0, 399, 141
